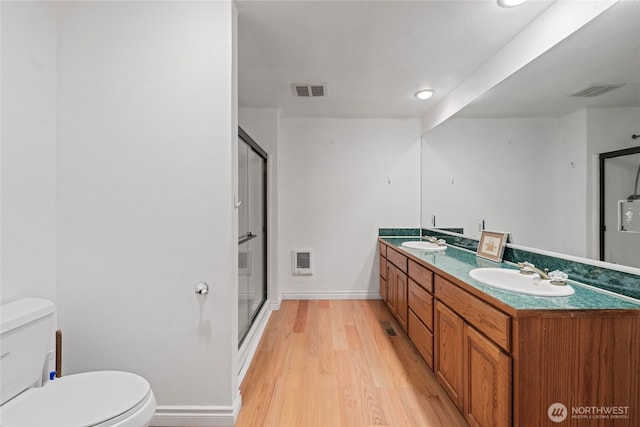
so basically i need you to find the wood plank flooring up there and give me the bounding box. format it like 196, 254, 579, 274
235, 300, 469, 427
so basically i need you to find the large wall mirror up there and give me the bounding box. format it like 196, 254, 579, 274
421, 1, 640, 269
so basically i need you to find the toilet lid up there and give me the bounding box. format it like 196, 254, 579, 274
1, 371, 151, 427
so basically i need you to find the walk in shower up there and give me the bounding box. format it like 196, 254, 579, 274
238, 128, 267, 345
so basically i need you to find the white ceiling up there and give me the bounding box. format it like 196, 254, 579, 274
236, 0, 556, 118
457, 0, 640, 118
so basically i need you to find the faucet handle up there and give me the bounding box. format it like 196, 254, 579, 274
548, 270, 568, 286
518, 262, 535, 275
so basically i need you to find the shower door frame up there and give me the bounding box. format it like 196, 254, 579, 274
598, 145, 640, 261
238, 127, 268, 347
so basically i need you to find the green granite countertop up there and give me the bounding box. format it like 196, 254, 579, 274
380, 237, 640, 312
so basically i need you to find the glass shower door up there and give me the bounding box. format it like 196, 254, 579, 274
238, 129, 267, 345
600, 147, 640, 268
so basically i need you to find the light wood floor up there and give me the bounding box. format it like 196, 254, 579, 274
235, 300, 469, 427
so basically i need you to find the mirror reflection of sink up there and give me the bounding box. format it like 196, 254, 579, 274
469, 268, 575, 297
401, 241, 446, 252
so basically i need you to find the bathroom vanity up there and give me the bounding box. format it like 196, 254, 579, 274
379, 237, 640, 427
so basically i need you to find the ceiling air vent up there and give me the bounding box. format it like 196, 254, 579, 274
291, 84, 327, 97
570, 83, 626, 97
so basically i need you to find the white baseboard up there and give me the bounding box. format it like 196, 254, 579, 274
281, 290, 382, 300
151, 392, 241, 427
238, 304, 272, 384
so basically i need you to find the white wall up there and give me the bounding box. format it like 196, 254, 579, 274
56, 2, 239, 425
278, 118, 421, 299
421, 117, 573, 252
555, 109, 588, 257
1, 1, 57, 304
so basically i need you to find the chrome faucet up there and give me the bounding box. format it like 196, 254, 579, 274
517, 262, 550, 280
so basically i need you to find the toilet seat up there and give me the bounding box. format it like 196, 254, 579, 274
0, 371, 155, 427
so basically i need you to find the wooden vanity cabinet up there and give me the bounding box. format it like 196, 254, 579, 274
380, 242, 510, 426
379, 239, 639, 427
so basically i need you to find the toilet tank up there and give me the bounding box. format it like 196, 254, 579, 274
0, 298, 54, 405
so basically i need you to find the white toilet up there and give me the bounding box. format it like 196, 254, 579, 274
0, 298, 156, 427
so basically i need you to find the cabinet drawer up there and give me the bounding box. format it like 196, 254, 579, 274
409, 309, 433, 370
379, 255, 387, 280
408, 260, 433, 293
387, 247, 408, 273
435, 275, 511, 352
379, 241, 387, 258
408, 279, 433, 330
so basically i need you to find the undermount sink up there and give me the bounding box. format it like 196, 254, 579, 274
469, 268, 575, 297
401, 241, 446, 252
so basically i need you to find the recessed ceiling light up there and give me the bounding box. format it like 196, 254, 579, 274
497, 0, 529, 7
414, 89, 435, 100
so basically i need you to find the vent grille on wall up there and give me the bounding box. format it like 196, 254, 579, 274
292, 250, 313, 275
291, 84, 327, 97
570, 83, 626, 97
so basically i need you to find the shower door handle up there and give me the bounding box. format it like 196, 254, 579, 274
239, 232, 257, 245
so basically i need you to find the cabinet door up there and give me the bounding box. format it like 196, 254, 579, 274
464, 325, 512, 427
380, 276, 388, 301
379, 255, 387, 280
434, 301, 464, 410
395, 269, 408, 332
386, 264, 395, 313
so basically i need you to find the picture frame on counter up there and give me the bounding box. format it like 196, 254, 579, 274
476, 230, 509, 262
